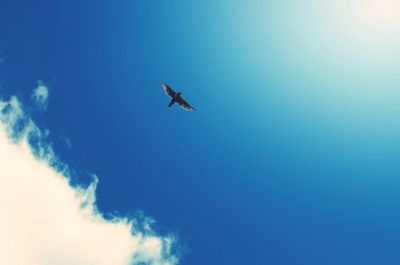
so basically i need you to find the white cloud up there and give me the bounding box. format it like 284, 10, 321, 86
31, 81, 49, 109
0, 95, 179, 265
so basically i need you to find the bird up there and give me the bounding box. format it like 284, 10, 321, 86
162, 82, 196, 112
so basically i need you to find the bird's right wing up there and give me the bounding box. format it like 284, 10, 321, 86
162, 82, 177, 98
176, 96, 196, 112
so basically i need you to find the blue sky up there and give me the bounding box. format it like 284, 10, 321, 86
1, 0, 400, 264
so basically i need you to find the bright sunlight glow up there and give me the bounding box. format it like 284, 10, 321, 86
359, 0, 400, 28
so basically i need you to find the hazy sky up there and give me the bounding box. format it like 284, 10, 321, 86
1, 0, 400, 264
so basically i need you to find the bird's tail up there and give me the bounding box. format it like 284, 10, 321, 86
168, 99, 176, 107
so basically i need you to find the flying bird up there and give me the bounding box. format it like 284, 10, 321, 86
162, 82, 196, 111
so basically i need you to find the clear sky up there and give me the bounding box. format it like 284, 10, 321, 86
1, 0, 400, 264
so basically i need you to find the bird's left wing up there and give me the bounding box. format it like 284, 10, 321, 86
176, 96, 196, 112
162, 82, 177, 98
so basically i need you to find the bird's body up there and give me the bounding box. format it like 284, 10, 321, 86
162, 82, 195, 111
167, 92, 181, 107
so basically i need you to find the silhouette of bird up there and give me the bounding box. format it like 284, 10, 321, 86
162, 82, 196, 112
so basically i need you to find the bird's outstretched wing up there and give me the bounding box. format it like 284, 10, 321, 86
162, 82, 177, 98
176, 95, 196, 112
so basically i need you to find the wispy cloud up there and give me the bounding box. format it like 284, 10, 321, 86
60, 133, 73, 150
0, 91, 179, 264
31, 81, 49, 109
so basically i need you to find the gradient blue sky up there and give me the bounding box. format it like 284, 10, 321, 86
1, 0, 400, 264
